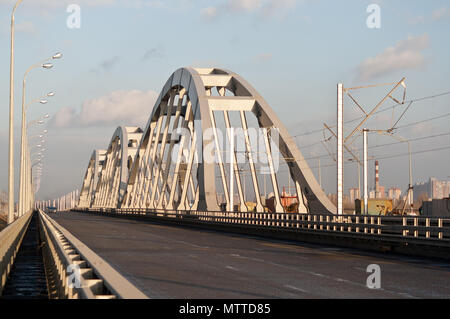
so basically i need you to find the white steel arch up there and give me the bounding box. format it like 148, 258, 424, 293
78, 149, 106, 208
119, 67, 336, 214
92, 126, 143, 208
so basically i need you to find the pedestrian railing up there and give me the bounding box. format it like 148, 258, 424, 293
38, 210, 148, 299
74, 207, 450, 243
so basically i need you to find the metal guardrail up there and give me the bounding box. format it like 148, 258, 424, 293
77, 208, 450, 245
38, 210, 148, 299
0, 211, 33, 295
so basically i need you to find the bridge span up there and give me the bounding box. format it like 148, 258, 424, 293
4, 67, 449, 299
48, 211, 449, 299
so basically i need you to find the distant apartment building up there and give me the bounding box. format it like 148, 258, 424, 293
327, 193, 350, 205
378, 185, 386, 198
368, 186, 386, 199
388, 187, 402, 201
414, 177, 450, 201
349, 188, 360, 203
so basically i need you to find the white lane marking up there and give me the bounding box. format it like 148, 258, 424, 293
309, 271, 325, 277
334, 277, 353, 284
228, 255, 422, 298
284, 285, 308, 294
132, 226, 211, 249
171, 239, 209, 249
226, 265, 238, 271
396, 292, 419, 299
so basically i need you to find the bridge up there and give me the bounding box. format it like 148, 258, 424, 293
1, 68, 450, 299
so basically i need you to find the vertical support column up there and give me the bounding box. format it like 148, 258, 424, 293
318, 158, 321, 189
167, 101, 193, 209
209, 109, 230, 211
230, 127, 234, 212
157, 90, 185, 209
363, 129, 369, 215
337, 83, 343, 215
262, 128, 283, 212
133, 122, 157, 207
223, 111, 246, 212
375, 160, 379, 198
149, 93, 176, 208
141, 107, 166, 207
240, 111, 263, 212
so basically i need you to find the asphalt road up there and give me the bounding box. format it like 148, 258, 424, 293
50, 211, 450, 299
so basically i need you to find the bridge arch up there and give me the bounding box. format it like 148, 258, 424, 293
121, 67, 336, 214
78, 149, 106, 208
92, 126, 143, 208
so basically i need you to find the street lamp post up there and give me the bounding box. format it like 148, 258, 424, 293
8, 0, 24, 224
23, 115, 49, 214
19, 54, 60, 216
19, 94, 51, 216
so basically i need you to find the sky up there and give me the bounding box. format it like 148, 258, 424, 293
0, 0, 449, 201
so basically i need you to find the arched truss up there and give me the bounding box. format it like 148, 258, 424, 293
78, 149, 106, 208
119, 67, 336, 214
91, 126, 143, 208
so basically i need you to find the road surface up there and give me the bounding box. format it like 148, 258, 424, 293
50, 211, 450, 299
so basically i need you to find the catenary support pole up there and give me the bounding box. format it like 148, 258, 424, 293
337, 83, 343, 215
363, 129, 369, 215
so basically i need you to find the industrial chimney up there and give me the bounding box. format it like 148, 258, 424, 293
375, 160, 379, 198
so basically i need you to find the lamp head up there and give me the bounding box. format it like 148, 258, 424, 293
42, 63, 53, 69
52, 52, 63, 59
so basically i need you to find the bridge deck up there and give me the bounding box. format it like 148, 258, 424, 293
50, 211, 450, 298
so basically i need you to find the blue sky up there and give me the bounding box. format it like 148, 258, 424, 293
0, 0, 449, 200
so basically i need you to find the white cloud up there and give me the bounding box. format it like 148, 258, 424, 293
201, 6, 219, 20
0, 0, 116, 8
432, 7, 450, 21
51, 106, 77, 128
201, 0, 301, 20
91, 56, 121, 73
50, 89, 158, 128
407, 16, 425, 25
355, 34, 430, 82
228, 0, 263, 12
253, 52, 273, 63
0, 0, 172, 9
407, 7, 450, 24
142, 47, 164, 61
15, 21, 37, 35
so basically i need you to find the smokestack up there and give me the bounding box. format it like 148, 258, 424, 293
375, 160, 379, 198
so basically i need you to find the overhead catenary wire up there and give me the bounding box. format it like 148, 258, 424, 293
274, 144, 450, 174
294, 108, 450, 159
298, 131, 450, 161
291, 90, 450, 139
